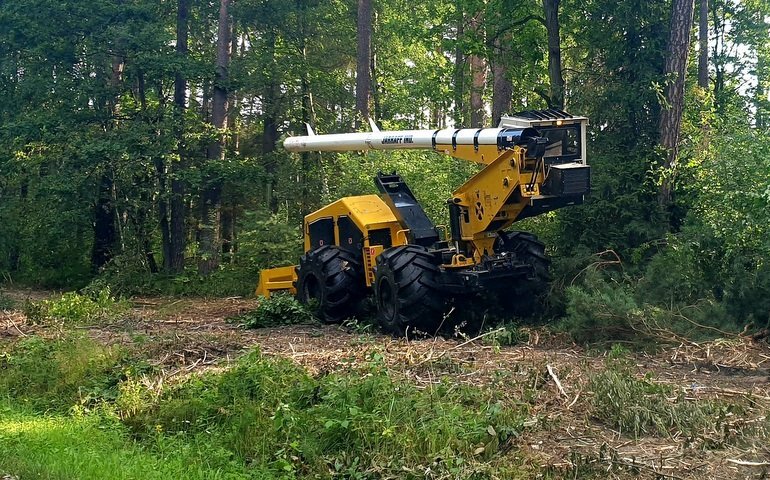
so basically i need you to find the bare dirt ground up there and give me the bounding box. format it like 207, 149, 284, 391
2, 288, 769, 479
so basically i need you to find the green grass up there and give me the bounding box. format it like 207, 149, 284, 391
1, 334, 531, 479
0, 403, 264, 479
0, 334, 136, 412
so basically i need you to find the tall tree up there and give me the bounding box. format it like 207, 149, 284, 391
468, 9, 487, 127
199, 0, 231, 274
698, 0, 709, 88
659, 0, 695, 206
543, 0, 565, 109
261, 26, 280, 213
170, 0, 189, 273
355, 0, 373, 126
453, 0, 466, 126
491, 35, 512, 126
92, 4, 125, 271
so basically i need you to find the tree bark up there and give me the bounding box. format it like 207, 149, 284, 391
198, 0, 230, 275
469, 11, 487, 127
370, 10, 381, 124
453, 0, 465, 126
491, 36, 512, 126
92, 34, 124, 271
92, 173, 117, 270
659, 0, 695, 207
297, 0, 319, 216
355, 0, 373, 127
711, 3, 726, 109
169, 0, 189, 273
543, 0, 564, 109
261, 29, 279, 213
698, 0, 708, 88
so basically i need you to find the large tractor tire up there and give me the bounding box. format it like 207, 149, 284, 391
374, 245, 446, 336
295, 245, 366, 323
493, 231, 551, 318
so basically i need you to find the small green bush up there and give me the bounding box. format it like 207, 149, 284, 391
231, 293, 315, 329
27, 288, 128, 325
483, 323, 529, 347
0, 334, 130, 412
558, 271, 644, 344
590, 358, 732, 438
0, 291, 14, 310
559, 268, 739, 344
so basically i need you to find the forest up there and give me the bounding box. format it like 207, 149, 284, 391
1, 0, 770, 478
1, 0, 769, 335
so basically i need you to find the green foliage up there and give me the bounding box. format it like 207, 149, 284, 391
559, 271, 645, 344
119, 349, 527, 478
0, 334, 131, 412
25, 288, 128, 325
560, 268, 740, 344
483, 323, 529, 347
589, 358, 746, 440
88, 262, 255, 298
0, 291, 13, 310
232, 293, 315, 329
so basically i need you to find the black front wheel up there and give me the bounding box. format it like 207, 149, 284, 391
295, 246, 366, 323
374, 245, 446, 336
493, 231, 551, 318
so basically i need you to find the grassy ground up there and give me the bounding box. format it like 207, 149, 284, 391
0, 403, 262, 480
1, 289, 769, 479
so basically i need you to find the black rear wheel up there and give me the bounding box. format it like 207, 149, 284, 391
374, 245, 446, 335
295, 245, 366, 323
493, 231, 551, 318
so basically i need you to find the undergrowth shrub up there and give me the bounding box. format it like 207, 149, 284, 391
87, 260, 260, 297
119, 349, 527, 478
84, 213, 302, 298
559, 271, 644, 344
0, 334, 136, 412
482, 323, 529, 347
590, 356, 736, 439
25, 288, 128, 325
231, 293, 315, 329
560, 269, 739, 345
0, 291, 13, 310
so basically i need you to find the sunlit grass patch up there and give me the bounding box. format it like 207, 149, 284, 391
0, 403, 261, 480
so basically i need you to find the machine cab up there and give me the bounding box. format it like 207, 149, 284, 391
498, 109, 589, 166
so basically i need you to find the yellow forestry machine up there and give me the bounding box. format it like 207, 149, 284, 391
257, 109, 590, 334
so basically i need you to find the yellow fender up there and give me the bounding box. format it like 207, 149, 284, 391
255, 265, 298, 298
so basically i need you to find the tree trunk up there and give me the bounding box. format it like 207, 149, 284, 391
370, 9, 381, 124
261, 29, 279, 213
659, 0, 695, 207
355, 0, 373, 127
453, 0, 465, 126
469, 11, 487, 127
297, 0, 319, 215
198, 0, 230, 275
169, 0, 189, 273
543, 0, 565, 109
92, 173, 117, 270
698, 0, 708, 88
92, 40, 124, 271
711, 2, 726, 110
491, 37, 512, 126
221, 200, 235, 261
